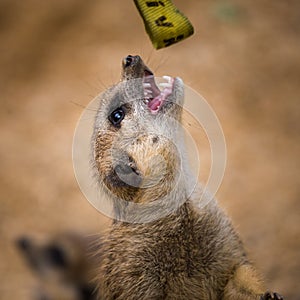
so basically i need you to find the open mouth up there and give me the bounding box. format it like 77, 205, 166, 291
142, 70, 174, 114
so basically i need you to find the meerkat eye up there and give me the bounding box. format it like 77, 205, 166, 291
109, 107, 125, 126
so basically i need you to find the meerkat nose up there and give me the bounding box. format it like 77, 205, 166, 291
123, 55, 134, 68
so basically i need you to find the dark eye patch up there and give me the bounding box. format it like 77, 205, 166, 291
108, 106, 126, 127
44, 245, 67, 268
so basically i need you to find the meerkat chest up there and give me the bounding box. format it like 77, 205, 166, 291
100, 219, 226, 299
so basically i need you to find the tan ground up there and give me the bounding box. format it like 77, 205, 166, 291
0, 0, 299, 299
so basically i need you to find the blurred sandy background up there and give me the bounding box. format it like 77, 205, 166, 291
0, 0, 299, 299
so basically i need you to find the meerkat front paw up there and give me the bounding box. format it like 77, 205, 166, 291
261, 292, 284, 300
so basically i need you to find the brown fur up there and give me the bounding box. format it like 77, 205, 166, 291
92, 55, 283, 300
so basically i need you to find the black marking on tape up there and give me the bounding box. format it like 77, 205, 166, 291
163, 34, 184, 47
146, 1, 165, 7
155, 16, 174, 27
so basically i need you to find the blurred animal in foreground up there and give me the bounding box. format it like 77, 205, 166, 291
16, 232, 100, 300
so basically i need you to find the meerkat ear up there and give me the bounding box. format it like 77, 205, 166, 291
16, 236, 31, 252
15, 236, 40, 271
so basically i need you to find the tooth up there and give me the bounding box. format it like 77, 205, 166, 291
163, 76, 172, 82
143, 83, 151, 87
144, 90, 153, 96
159, 83, 172, 88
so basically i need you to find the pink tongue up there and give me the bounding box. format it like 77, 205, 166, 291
148, 96, 161, 111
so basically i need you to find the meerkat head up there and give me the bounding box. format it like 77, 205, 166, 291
92, 55, 186, 220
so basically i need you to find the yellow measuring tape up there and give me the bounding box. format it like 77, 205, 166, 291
133, 0, 194, 49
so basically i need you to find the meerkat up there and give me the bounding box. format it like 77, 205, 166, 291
16, 232, 99, 300
91, 55, 283, 300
